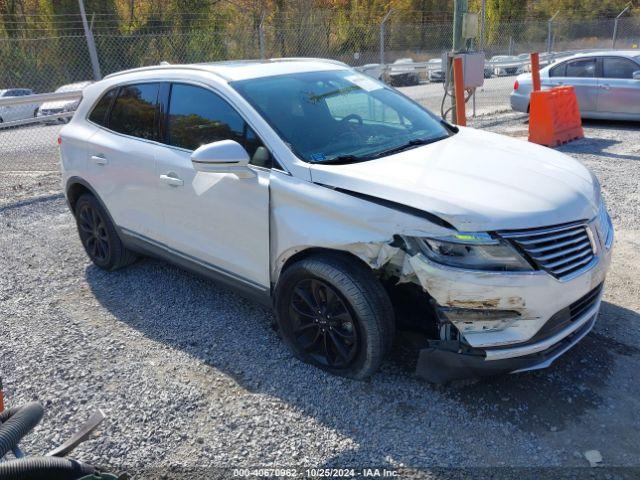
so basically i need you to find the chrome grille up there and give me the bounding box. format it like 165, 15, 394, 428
500, 222, 595, 279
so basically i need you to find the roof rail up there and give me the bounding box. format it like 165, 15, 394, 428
103, 64, 220, 80
267, 57, 349, 67
102, 57, 349, 81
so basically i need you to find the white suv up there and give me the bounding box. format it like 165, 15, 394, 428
60, 59, 613, 383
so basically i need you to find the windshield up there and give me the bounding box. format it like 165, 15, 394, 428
231, 70, 450, 163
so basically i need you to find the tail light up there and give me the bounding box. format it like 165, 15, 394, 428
57, 136, 62, 145
513, 80, 519, 91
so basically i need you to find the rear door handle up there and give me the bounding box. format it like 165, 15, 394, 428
159, 173, 184, 187
600, 84, 611, 90
90, 155, 107, 166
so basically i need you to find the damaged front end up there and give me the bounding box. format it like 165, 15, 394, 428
339, 230, 609, 384
270, 175, 611, 384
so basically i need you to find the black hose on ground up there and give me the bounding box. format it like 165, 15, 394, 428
0, 455, 96, 480
0, 401, 44, 458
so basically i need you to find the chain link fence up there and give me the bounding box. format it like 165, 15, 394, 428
1, 14, 639, 162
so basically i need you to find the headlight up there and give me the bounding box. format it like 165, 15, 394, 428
416, 232, 533, 271
596, 199, 614, 250
591, 171, 601, 206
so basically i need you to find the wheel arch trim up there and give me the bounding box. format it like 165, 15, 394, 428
65, 176, 118, 229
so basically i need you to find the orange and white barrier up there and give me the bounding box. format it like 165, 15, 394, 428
528, 51, 583, 147
528, 86, 584, 146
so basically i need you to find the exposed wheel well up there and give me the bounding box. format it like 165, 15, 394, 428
66, 182, 92, 212
278, 247, 374, 282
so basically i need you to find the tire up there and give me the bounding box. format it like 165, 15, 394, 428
274, 253, 395, 379
74, 193, 137, 271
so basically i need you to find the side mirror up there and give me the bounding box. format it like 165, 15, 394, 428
633, 71, 640, 80
191, 140, 255, 178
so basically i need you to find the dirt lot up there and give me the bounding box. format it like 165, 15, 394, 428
1, 117, 639, 478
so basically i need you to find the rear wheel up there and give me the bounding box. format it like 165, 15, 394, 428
74, 193, 137, 271
275, 253, 395, 379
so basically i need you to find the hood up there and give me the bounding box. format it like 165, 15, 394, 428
309, 127, 599, 231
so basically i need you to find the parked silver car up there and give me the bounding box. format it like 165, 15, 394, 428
0, 88, 40, 124
37, 81, 92, 124
491, 55, 520, 76
385, 58, 421, 86
511, 50, 640, 120
427, 58, 445, 82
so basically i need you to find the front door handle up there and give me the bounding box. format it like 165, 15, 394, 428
600, 84, 611, 90
159, 173, 184, 187
90, 154, 108, 166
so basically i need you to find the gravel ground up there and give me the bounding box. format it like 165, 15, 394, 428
1, 116, 640, 478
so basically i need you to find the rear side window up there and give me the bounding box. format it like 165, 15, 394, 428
88, 88, 116, 126
549, 63, 565, 77
602, 57, 639, 79
565, 59, 596, 78
109, 83, 159, 140
167, 83, 268, 166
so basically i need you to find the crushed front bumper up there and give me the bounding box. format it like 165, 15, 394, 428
409, 222, 612, 383
416, 300, 599, 383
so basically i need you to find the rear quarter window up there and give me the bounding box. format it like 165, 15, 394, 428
549, 63, 566, 77
88, 88, 116, 126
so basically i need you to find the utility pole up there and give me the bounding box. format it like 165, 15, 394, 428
547, 11, 559, 54
613, 2, 633, 49
379, 9, 393, 66
480, 0, 486, 50
451, 0, 468, 121
78, 0, 102, 80
259, 12, 266, 59
452, 0, 468, 52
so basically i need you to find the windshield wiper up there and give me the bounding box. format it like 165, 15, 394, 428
312, 136, 449, 165
313, 154, 364, 165
440, 118, 459, 132
369, 136, 448, 159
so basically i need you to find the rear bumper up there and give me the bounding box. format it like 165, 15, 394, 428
415, 301, 599, 383
510, 91, 529, 113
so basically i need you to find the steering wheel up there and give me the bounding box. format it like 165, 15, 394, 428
340, 113, 364, 128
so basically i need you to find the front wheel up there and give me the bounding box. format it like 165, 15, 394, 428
274, 253, 395, 379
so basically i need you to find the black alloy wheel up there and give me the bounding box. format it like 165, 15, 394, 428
289, 278, 359, 369
274, 253, 395, 379
77, 202, 110, 264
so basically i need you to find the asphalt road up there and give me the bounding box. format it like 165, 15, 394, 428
1, 117, 640, 477
399, 75, 516, 116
